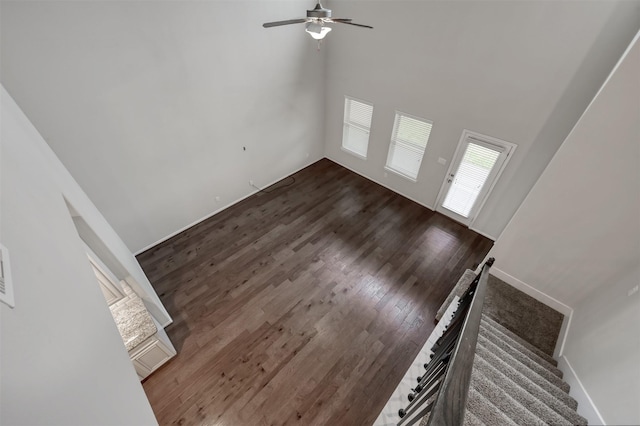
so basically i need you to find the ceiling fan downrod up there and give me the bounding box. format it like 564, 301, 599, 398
307, 2, 331, 19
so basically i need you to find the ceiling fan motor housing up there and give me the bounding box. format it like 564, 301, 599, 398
307, 3, 331, 18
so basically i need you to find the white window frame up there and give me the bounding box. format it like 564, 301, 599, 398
341, 96, 374, 160
385, 111, 433, 182
0, 243, 15, 308
434, 129, 517, 227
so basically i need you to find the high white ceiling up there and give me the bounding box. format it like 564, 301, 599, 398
1, 0, 639, 251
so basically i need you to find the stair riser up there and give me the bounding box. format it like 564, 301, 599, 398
474, 353, 587, 425
479, 324, 567, 389
476, 341, 579, 411
471, 370, 555, 426
482, 315, 558, 367
478, 334, 570, 394
466, 387, 519, 426
480, 319, 562, 376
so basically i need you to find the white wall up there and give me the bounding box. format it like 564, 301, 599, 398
562, 266, 640, 425
324, 0, 639, 239
489, 32, 640, 425
2, 1, 638, 251
0, 1, 326, 253
1, 87, 159, 425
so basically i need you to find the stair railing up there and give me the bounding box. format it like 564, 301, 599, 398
397, 258, 495, 426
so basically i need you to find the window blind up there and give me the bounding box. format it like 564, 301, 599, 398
342, 97, 374, 158
385, 113, 433, 181
0, 244, 14, 308
442, 142, 501, 217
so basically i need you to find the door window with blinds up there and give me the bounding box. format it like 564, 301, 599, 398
385, 112, 433, 181
342, 96, 374, 159
436, 130, 516, 226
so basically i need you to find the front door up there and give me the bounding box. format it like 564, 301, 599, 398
435, 130, 516, 226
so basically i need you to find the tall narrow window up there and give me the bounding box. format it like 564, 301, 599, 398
342, 96, 374, 159
385, 112, 433, 181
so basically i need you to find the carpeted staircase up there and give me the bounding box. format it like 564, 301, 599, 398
419, 314, 587, 426
374, 269, 588, 426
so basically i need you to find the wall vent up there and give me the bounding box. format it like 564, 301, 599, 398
0, 243, 15, 308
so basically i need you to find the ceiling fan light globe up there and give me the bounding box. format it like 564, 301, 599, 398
305, 22, 331, 40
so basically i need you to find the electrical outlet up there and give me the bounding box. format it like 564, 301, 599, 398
438, 157, 447, 165
215, 196, 221, 202
249, 180, 254, 186
628, 285, 639, 297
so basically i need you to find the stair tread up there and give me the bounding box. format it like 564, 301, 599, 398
411, 286, 588, 426
478, 333, 572, 398
479, 323, 567, 388
471, 367, 550, 426
467, 386, 520, 426
473, 350, 587, 425
480, 317, 561, 377
476, 338, 579, 411
481, 314, 558, 366
463, 409, 486, 426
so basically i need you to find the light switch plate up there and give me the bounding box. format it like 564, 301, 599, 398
438, 157, 447, 165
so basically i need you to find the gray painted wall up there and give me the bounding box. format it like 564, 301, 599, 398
1, 1, 639, 422
1, 87, 158, 425
324, 0, 639, 239
564, 266, 640, 425
3, 1, 638, 251
490, 33, 640, 424
1, 0, 326, 253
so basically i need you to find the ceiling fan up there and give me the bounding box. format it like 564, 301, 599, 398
262, 1, 373, 41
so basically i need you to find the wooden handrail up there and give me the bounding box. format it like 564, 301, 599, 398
426, 258, 494, 426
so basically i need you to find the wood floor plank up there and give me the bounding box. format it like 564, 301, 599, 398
138, 159, 492, 425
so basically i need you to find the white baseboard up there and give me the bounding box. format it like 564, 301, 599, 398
558, 355, 606, 425
326, 156, 502, 243
489, 267, 575, 357
490, 267, 573, 316
134, 158, 322, 256
469, 226, 497, 241
325, 155, 436, 211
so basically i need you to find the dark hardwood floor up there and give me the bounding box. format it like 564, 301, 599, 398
138, 159, 492, 426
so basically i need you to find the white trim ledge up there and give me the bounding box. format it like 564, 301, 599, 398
489, 267, 573, 316
469, 226, 497, 241
480, 265, 573, 357
557, 355, 606, 425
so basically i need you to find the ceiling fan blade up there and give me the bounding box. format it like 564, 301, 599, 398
328, 18, 353, 22
333, 21, 373, 29
263, 18, 307, 28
